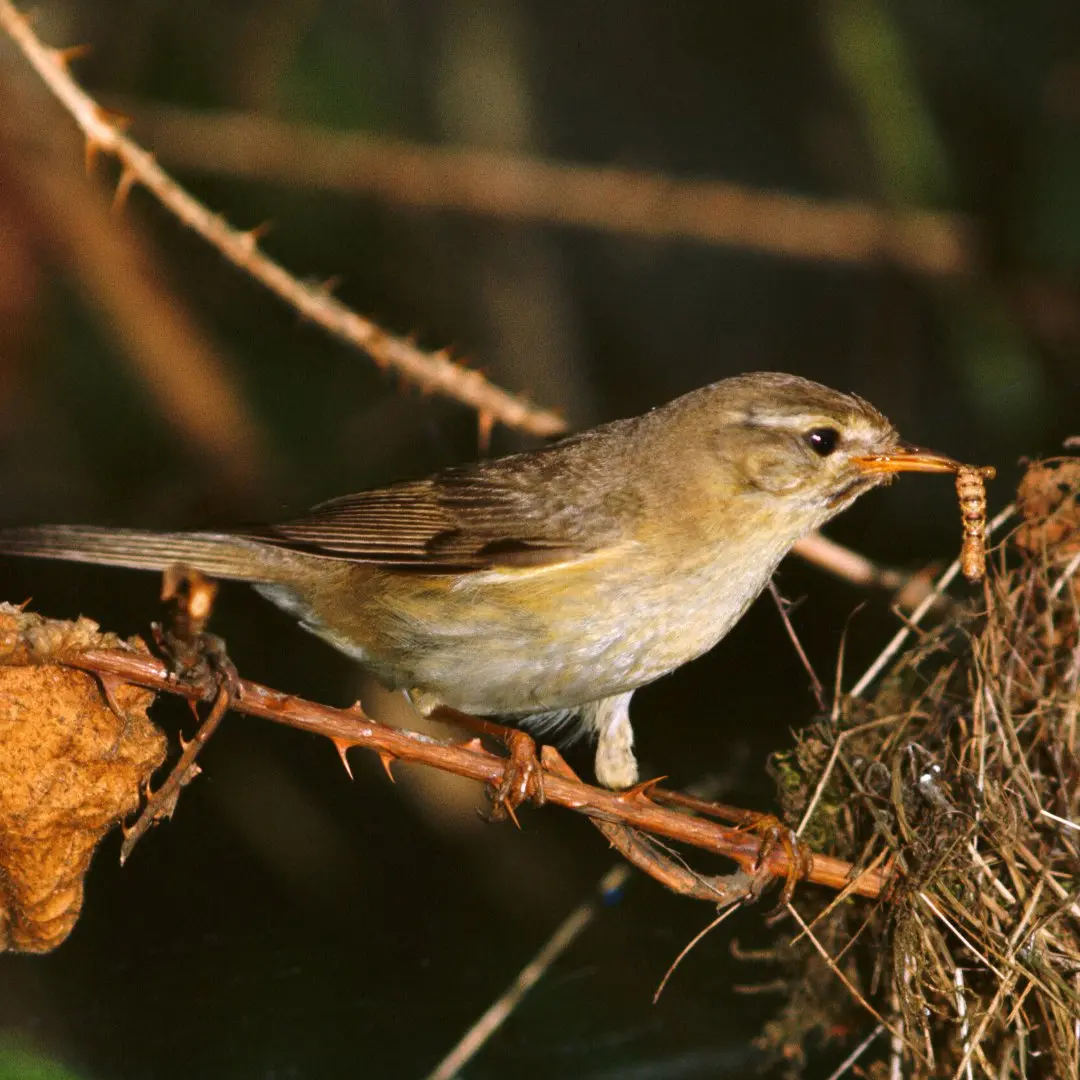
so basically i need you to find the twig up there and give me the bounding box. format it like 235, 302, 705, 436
889, 973, 905, 1080
426, 773, 739, 1079
822, 1024, 885, 1080
796, 716, 905, 838
119, 678, 231, 864
115, 100, 974, 276
62, 645, 889, 899
1047, 548, 1080, 601
917, 892, 1007, 982
953, 966, 973, 1080
424, 863, 627, 1080
792, 532, 905, 590
849, 504, 1016, 699
0, 1, 566, 439
1040, 808, 1080, 832
949, 971, 1019, 1080
790, 847, 891, 948
652, 901, 744, 1003
542, 750, 756, 902
769, 580, 827, 712
14, 146, 265, 489
785, 904, 912, 1054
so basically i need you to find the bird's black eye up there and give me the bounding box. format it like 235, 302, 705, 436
806, 427, 841, 457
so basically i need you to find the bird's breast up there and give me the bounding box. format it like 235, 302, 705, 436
260, 531, 795, 717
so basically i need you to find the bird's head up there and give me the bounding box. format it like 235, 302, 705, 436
676, 372, 958, 535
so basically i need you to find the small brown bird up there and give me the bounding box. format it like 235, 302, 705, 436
0, 373, 956, 787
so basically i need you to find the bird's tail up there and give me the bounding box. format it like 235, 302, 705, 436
0, 525, 278, 583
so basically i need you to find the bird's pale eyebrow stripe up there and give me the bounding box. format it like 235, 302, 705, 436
744, 412, 841, 430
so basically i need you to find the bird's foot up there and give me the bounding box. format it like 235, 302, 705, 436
740, 812, 812, 907
644, 790, 811, 903
487, 729, 546, 827
152, 563, 240, 700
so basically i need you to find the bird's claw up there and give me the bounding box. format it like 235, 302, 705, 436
742, 813, 812, 908
487, 730, 546, 826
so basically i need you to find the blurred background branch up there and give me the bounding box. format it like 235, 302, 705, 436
112, 101, 974, 276
11, 137, 268, 493
0, 0, 567, 439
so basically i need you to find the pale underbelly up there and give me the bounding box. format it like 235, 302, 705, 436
256, 546, 781, 716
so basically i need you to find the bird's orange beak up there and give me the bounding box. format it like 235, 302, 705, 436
854, 444, 960, 476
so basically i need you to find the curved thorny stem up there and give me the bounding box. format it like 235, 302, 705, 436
65, 645, 888, 901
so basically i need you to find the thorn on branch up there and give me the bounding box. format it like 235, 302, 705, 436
237, 221, 273, 254
331, 737, 355, 779
365, 329, 390, 369
113, 166, 138, 212
96, 669, 131, 721
83, 135, 103, 175
616, 775, 667, 805
92, 104, 131, 134
477, 410, 494, 454
430, 347, 454, 373
50, 43, 91, 69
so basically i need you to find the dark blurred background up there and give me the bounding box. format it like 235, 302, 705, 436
0, 1, 1076, 1077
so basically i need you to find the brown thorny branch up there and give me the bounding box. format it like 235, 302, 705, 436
0, 1, 566, 440
66, 645, 887, 903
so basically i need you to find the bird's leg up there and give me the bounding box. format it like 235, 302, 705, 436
589, 691, 638, 790
492, 728, 546, 827
427, 707, 546, 825
744, 815, 812, 906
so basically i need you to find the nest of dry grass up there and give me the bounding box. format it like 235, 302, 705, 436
760, 458, 1080, 1078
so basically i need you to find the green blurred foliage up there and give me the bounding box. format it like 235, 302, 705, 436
0, 1041, 88, 1080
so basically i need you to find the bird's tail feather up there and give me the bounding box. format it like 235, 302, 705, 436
0, 525, 277, 583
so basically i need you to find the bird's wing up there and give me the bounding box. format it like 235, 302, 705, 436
243, 454, 613, 571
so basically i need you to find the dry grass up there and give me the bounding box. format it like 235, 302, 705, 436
761, 458, 1080, 1078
